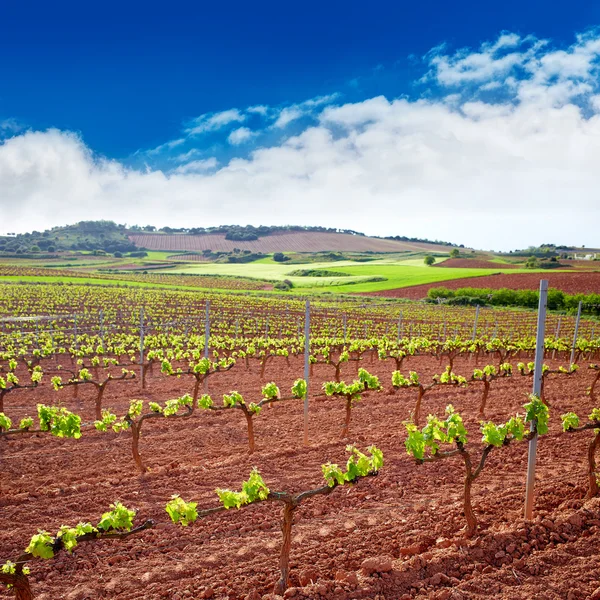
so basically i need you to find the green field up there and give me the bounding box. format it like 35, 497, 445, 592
0, 253, 548, 296
157, 257, 532, 293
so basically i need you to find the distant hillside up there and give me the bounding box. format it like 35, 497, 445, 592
0, 221, 135, 255
1, 222, 459, 256
127, 231, 454, 254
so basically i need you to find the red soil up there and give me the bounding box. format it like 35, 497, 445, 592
127, 232, 452, 254
437, 259, 599, 270
2, 355, 600, 599
436, 259, 521, 269
366, 272, 600, 299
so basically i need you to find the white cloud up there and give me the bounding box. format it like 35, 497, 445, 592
272, 94, 340, 128
227, 127, 256, 145
2, 31, 600, 251
0, 118, 23, 135
273, 106, 304, 128
172, 148, 202, 162
170, 158, 218, 174
142, 138, 185, 156
247, 105, 269, 115
186, 109, 245, 135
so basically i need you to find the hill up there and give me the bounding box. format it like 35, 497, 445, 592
127, 231, 454, 254
1, 222, 459, 256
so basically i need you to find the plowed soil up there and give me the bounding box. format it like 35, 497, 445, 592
435, 259, 522, 269
365, 272, 600, 299
127, 232, 451, 254
1, 355, 600, 600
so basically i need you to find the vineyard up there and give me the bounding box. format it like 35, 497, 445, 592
0, 267, 272, 292
372, 271, 600, 299
126, 232, 451, 254
1, 283, 600, 599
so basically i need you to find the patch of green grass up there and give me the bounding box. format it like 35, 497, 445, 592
158, 256, 525, 293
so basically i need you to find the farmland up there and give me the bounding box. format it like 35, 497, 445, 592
127, 231, 454, 254
369, 272, 600, 299
0, 283, 600, 599
1, 224, 600, 600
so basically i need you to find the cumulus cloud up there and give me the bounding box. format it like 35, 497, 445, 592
2, 31, 600, 250
227, 127, 256, 145
272, 94, 340, 128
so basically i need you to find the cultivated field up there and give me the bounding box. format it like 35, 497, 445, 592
127, 232, 454, 254
1, 283, 600, 599
368, 272, 600, 299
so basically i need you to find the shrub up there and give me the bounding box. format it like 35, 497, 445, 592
274, 280, 293, 291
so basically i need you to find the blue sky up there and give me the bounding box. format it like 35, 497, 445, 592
1, 1, 600, 249
2, 0, 598, 159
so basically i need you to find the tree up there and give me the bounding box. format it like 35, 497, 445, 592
404, 398, 546, 536
0, 503, 153, 600
198, 381, 306, 453
424, 255, 436, 266
166, 446, 383, 594
561, 408, 600, 498
471, 364, 512, 416
273, 252, 290, 262
449, 248, 460, 258
51, 367, 136, 420
323, 369, 381, 438
95, 396, 194, 473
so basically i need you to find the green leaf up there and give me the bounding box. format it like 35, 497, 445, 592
261, 382, 280, 400
127, 400, 143, 419
524, 395, 549, 436
404, 422, 425, 460
57, 523, 95, 553
291, 379, 307, 399
0, 412, 12, 432
97, 502, 136, 532
198, 394, 213, 410
481, 422, 505, 447
19, 416, 34, 430
561, 412, 580, 431
37, 405, 82, 439
165, 495, 198, 526
25, 531, 55, 559
223, 391, 244, 408
94, 410, 117, 432
322, 463, 345, 487
216, 468, 270, 509
504, 415, 525, 440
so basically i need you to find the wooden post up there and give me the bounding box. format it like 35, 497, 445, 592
397, 312, 403, 344
472, 305, 480, 342
303, 300, 310, 446
524, 280, 548, 520
73, 314, 78, 350
570, 301, 582, 365
139, 308, 145, 389
204, 300, 210, 359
